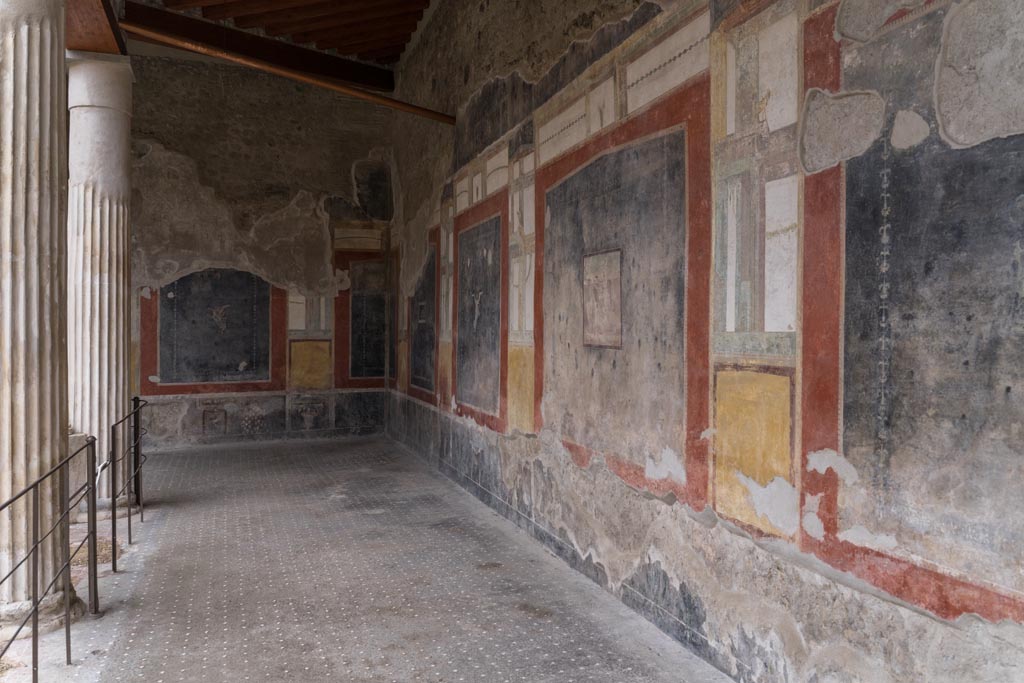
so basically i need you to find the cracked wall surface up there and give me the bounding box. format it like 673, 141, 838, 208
131, 56, 392, 295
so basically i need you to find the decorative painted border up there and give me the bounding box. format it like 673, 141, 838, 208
140, 284, 288, 396
534, 72, 713, 510
798, 2, 1024, 622
407, 227, 441, 406
334, 250, 387, 390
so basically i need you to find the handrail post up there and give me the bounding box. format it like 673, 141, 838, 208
109, 425, 118, 574
133, 396, 143, 523
87, 440, 99, 614
60, 461, 71, 665
31, 487, 39, 683
126, 440, 133, 547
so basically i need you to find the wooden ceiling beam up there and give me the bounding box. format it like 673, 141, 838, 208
293, 15, 419, 44
123, 2, 393, 90
285, 10, 425, 39
251, 0, 428, 34
233, 2, 342, 30
357, 46, 403, 61
205, 0, 351, 20
120, 2, 454, 124
316, 29, 413, 53
295, 11, 419, 43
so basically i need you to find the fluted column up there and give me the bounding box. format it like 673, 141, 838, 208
0, 0, 68, 605
66, 54, 132, 501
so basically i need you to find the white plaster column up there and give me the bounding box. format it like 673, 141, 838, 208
0, 0, 68, 605
66, 54, 132, 500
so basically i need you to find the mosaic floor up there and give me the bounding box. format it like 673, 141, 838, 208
5, 437, 729, 682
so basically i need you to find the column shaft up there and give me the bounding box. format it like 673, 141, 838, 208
67, 55, 132, 500
0, 0, 68, 604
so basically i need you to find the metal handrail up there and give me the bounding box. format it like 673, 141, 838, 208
0, 395, 151, 681
105, 397, 149, 571
0, 436, 100, 681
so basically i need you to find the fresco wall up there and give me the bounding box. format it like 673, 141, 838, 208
387, 0, 1024, 681
409, 233, 439, 401
840, 4, 1024, 595
544, 132, 688, 484
131, 57, 393, 447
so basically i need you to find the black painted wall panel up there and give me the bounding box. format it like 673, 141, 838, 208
351, 293, 386, 378
842, 8, 1024, 583
543, 132, 687, 457
158, 269, 271, 384
456, 217, 502, 414
411, 248, 438, 393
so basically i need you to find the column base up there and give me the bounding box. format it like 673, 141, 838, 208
0, 589, 85, 642
93, 495, 135, 521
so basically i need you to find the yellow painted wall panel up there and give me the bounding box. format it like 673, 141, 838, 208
714, 369, 792, 534
508, 345, 535, 433
290, 340, 332, 390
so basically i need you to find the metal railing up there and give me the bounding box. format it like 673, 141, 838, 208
102, 397, 149, 570
0, 437, 100, 681
0, 396, 150, 681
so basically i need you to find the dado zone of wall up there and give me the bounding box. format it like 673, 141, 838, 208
387, 1, 1024, 682
131, 56, 395, 447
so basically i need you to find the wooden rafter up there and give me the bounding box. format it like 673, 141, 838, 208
204, 0, 333, 21
318, 32, 410, 53
156, 0, 428, 65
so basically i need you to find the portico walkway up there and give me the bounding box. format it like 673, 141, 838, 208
6, 437, 729, 682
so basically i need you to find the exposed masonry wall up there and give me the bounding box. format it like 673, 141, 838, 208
387, 0, 1024, 681
130, 57, 393, 447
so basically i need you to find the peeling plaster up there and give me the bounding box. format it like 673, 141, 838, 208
891, 109, 931, 150
807, 448, 860, 485
838, 525, 899, 551
800, 89, 886, 174
392, 393, 1024, 681
802, 493, 826, 541
132, 141, 335, 295
836, 0, 926, 43
737, 474, 800, 536
935, 0, 1024, 149
644, 447, 688, 486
